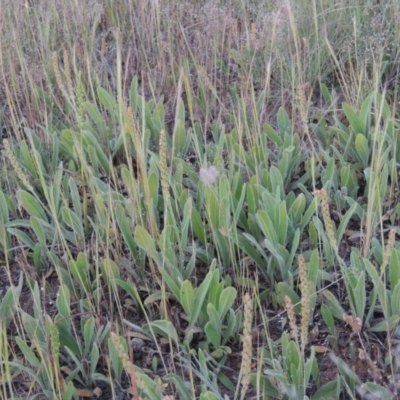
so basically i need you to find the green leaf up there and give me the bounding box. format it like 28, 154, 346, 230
207, 303, 222, 341
343, 103, 363, 135
115, 204, 138, 259
100, 258, 120, 286
368, 315, 399, 332
134, 226, 161, 267
277, 107, 291, 137
15, 337, 41, 368
163, 374, 192, 400
257, 210, 278, 245
249, 373, 279, 397
360, 382, 393, 400
115, 279, 140, 307
217, 287, 236, 320
142, 320, 179, 346
231, 233, 267, 276
130, 76, 139, 111
90, 343, 100, 376
191, 265, 216, 327
336, 202, 358, 245
180, 280, 194, 319
276, 282, 301, 314
159, 268, 181, 301
83, 317, 95, 356
391, 281, 400, 316
21, 311, 45, 344
311, 379, 340, 400
56, 284, 71, 319
200, 392, 219, 400
355, 133, 370, 166
321, 303, 336, 336
18, 190, 48, 222
0, 272, 22, 328
97, 87, 117, 114
204, 321, 220, 349
322, 290, 346, 320
61, 207, 84, 241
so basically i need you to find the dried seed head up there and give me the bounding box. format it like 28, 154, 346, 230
63, 49, 74, 99
298, 254, 310, 348
381, 228, 396, 274
240, 293, 253, 400
159, 129, 170, 203
285, 295, 298, 340
313, 189, 337, 249
52, 52, 67, 97
3, 139, 33, 191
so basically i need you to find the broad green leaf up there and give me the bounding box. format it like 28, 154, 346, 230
200, 392, 219, 400
90, 343, 100, 377
159, 268, 181, 301
336, 203, 358, 243
257, 210, 278, 245
217, 287, 236, 320
180, 280, 194, 319
232, 233, 267, 277
18, 190, 48, 222
115, 279, 140, 307
0, 272, 22, 328
264, 124, 283, 147
311, 379, 340, 400
276, 282, 301, 314
130, 76, 139, 111
249, 373, 279, 397
361, 382, 393, 400
368, 315, 399, 332
142, 320, 179, 346
61, 206, 84, 240
100, 258, 120, 286
343, 103, 363, 135
204, 321, 220, 349
115, 204, 137, 259
391, 281, 400, 316
134, 226, 161, 267
83, 317, 95, 356
57, 284, 71, 319
277, 107, 290, 137
278, 201, 288, 245
97, 86, 117, 114
84, 101, 107, 140
355, 133, 370, 166
322, 290, 346, 320
222, 309, 237, 345
191, 264, 216, 327
207, 303, 222, 340
320, 303, 336, 336
163, 374, 191, 400
21, 311, 45, 344
359, 94, 373, 136
15, 337, 41, 368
